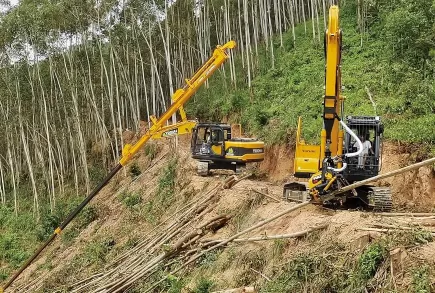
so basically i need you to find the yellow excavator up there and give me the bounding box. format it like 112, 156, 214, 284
151, 117, 264, 176
190, 123, 264, 175
150, 86, 264, 176
283, 5, 392, 211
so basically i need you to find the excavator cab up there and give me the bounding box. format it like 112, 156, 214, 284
191, 124, 229, 158
343, 116, 384, 182
191, 123, 265, 176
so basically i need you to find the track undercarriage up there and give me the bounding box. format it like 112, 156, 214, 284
283, 182, 392, 212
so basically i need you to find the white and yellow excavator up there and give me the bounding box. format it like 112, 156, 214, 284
283, 6, 392, 211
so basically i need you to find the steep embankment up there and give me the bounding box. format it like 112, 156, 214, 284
7, 136, 434, 292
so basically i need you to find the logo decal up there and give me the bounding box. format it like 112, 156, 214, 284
162, 129, 178, 137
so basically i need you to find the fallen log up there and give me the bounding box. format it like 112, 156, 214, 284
223, 173, 252, 189
373, 223, 435, 232
356, 227, 435, 236
377, 213, 435, 217
212, 287, 256, 293
201, 223, 328, 245
250, 188, 280, 203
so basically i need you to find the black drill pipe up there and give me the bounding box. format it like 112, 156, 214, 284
2, 163, 123, 291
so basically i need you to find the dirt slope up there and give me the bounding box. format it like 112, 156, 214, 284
8, 137, 435, 292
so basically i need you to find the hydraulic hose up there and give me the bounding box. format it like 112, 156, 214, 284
327, 119, 363, 173
340, 120, 362, 158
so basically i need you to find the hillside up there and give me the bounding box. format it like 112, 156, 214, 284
0, 0, 434, 292
4, 137, 435, 292
187, 1, 435, 148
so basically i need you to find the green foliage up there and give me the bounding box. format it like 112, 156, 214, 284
0, 233, 31, 267
88, 165, 107, 185
412, 266, 432, 293
130, 158, 178, 224
260, 255, 321, 292
272, 239, 287, 258
165, 275, 185, 293
118, 191, 143, 209
357, 243, 387, 280
129, 163, 142, 178
410, 229, 434, 245
187, 0, 435, 147
261, 240, 390, 293
198, 251, 220, 269
193, 277, 214, 293
81, 237, 115, 266
157, 157, 177, 199
144, 143, 158, 161
37, 197, 98, 241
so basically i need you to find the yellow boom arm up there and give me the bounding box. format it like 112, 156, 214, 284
120, 40, 236, 166
322, 5, 344, 159
0, 40, 236, 292
293, 5, 344, 177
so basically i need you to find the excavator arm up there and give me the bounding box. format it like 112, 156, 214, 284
0, 40, 236, 292
322, 5, 344, 160
293, 5, 344, 178
120, 40, 236, 165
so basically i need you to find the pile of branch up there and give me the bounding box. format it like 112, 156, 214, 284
32, 174, 318, 293
48, 174, 251, 292
65, 184, 226, 293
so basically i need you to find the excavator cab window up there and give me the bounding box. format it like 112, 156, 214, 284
343, 116, 383, 182
210, 128, 224, 145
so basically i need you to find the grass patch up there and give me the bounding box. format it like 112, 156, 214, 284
81, 237, 115, 266
142, 157, 178, 224
193, 277, 214, 293
412, 266, 432, 293
129, 162, 142, 178
118, 190, 143, 209
0, 191, 99, 281
261, 240, 391, 293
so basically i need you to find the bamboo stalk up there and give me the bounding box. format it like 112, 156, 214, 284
145, 202, 310, 292
324, 157, 435, 200
356, 227, 435, 236
202, 223, 328, 244
377, 213, 435, 217
250, 188, 281, 203
373, 223, 435, 232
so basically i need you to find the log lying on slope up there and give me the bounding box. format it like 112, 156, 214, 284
212, 287, 256, 293
377, 213, 435, 217
201, 223, 328, 246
